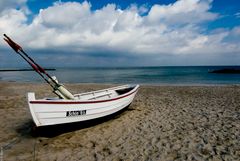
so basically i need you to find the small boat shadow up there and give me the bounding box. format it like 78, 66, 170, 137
17, 105, 132, 138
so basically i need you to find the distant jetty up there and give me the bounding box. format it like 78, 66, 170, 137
0, 68, 56, 72
209, 68, 240, 74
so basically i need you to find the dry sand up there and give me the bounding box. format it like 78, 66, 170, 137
0, 82, 239, 161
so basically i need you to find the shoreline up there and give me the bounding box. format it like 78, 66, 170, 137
0, 80, 239, 87
0, 82, 239, 160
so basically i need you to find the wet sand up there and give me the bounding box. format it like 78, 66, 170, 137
0, 82, 239, 161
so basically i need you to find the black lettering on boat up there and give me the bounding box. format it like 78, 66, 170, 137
66, 110, 87, 117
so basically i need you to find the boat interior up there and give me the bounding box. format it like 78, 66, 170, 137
73, 85, 135, 101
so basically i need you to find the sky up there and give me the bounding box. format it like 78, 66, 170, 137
0, 0, 240, 67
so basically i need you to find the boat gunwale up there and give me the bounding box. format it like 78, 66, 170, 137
30, 85, 139, 104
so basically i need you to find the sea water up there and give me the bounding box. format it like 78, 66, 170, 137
0, 66, 240, 85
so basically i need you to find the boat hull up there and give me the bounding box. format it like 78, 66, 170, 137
28, 85, 139, 127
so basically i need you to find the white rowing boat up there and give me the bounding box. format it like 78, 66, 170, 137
3, 34, 139, 127
28, 84, 139, 127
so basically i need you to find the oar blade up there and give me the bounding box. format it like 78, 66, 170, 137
3, 34, 22, 53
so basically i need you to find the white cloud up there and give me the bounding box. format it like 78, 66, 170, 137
235, 12, 240, 18
0, 0, 27, 11
0, 9, 27, 32
37, 1, 91, 29
147, 0, 217, 25
0, 0, 30, 15
0, 0, 240, 66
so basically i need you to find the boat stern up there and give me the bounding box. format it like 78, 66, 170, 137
27, 92, 41, 127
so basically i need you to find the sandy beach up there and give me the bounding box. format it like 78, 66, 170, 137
0, 82, 239, 161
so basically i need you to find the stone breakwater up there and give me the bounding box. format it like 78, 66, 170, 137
0, 82, 239, 160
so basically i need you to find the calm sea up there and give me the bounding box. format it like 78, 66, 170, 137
0, 66, 240, 85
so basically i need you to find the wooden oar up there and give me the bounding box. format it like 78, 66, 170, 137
3, 34, 59, 85
3, 34, 63, 98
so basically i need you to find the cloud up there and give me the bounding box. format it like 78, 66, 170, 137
147, 0, 217, 25
234, 12, 240, 18
0, 0, 27, 11
37, 1, 91, 29
0, 0, 240, 66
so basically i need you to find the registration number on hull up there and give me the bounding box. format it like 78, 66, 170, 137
66, 110, 86, 117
